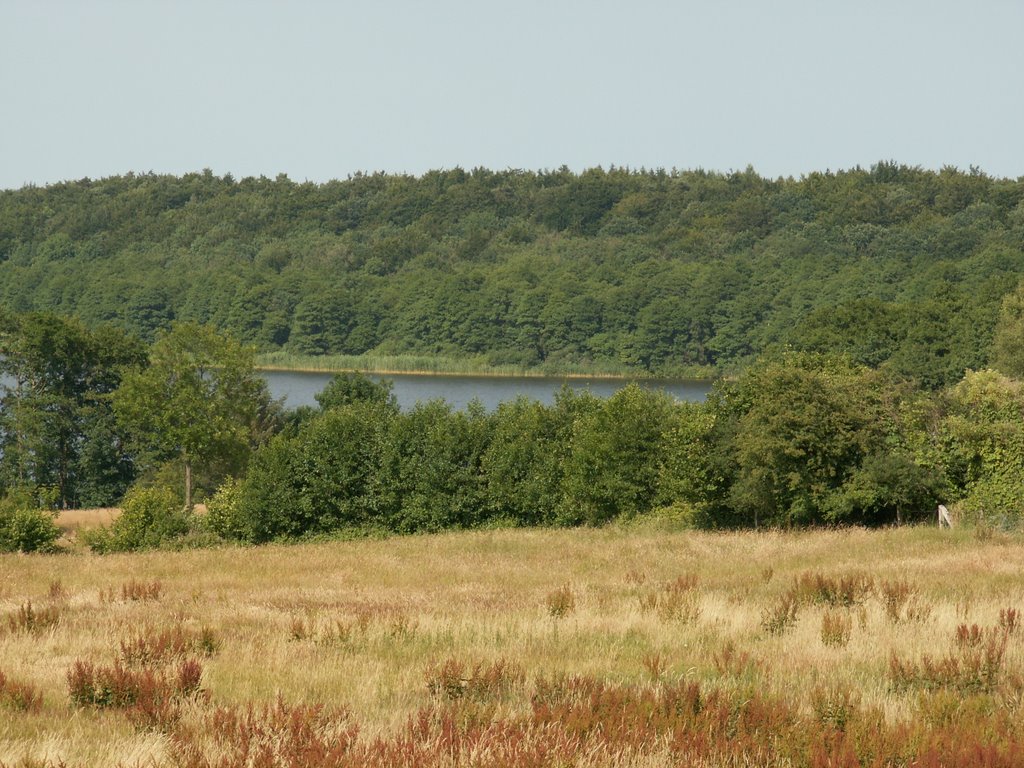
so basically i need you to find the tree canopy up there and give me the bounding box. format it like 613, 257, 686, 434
111, 322, 277, 510
1, 164, 1021, 386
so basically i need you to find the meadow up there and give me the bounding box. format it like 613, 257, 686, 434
1, 523, 1023, 767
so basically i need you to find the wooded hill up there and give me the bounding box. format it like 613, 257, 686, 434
2, 163, 1022, 386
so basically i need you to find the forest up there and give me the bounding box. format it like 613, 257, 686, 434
3, 305, 1024, 552
1, 163, 1023, 385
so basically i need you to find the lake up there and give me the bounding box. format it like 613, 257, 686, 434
262, 370, 713, 412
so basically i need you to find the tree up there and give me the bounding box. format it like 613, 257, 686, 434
711, 355, 889, 528
941, 368, 1024, 526
112, 323, 275, 511
559, 384, 676, 525
990, 281, 1024, 379
481, 390, 591, 526
233, 399, 395, 542
315, 371, 397, 412
824, 451, 942, 526
0, 311, 145, 507
374, 400, 492, 533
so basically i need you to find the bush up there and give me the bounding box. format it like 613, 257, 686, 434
0, 493, 61, 553
957, 475, 1024, 531
558, 384, 676, 525
87, 485, 189, 552
204, 477, 245, 540
235, 400, 395, 542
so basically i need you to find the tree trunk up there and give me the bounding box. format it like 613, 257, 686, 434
184, 459, 193, 512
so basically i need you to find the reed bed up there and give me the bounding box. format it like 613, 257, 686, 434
254, 351, 713, 380
1, 524, 1023, 766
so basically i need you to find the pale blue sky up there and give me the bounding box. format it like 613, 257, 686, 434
2, 0, 1022, 189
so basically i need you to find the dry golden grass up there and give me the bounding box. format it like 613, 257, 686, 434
1, 524, 1023, 766
54, 508, 120, 535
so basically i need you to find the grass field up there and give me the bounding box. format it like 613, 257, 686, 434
2, 524, 1023, 766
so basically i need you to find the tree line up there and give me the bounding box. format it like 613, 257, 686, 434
2, 163, 1023, 386
4, 312, 1024, 552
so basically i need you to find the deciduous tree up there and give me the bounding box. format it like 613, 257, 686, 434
112, 322, 274, 510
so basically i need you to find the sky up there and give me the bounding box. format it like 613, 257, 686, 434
2, 0, 1023, 190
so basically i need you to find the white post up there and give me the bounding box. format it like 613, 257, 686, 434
938, 504, 953, 528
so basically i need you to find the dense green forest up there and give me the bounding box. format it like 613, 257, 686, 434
2, 164, 1023, 385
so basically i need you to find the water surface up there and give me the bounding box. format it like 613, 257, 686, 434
262, 370, 712, 411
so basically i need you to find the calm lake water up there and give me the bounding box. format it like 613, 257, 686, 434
262, 370, 713, 412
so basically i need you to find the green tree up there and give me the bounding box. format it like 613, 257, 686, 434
0, 311, 145, 507
233, 399, 394, 542
112, 323, 274, 511
723, 356, 885, 527
658, 400, 728, 526
481, 390, 594, 526
942, 368, 1024, 526
315, 371, 397, 412
824, 451, 943, 526
989, 281, 1024, 378
559, 384, 676, 525
374, 400, 492, 533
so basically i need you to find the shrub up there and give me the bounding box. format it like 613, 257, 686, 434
0, 492, 60, 553
203, 477, 245, 540
90, 485, 189, 552
957, 476, 1024, 531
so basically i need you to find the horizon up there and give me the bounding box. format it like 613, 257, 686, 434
3, 1, 1023, 191
4, 159, 1019, 194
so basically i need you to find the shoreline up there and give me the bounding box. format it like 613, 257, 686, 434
255, 363, 716, 383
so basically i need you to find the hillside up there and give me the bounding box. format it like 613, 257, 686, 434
2, 164, 1023, 385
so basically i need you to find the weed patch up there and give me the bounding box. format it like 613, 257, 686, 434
545, 584, 575, 618
5, 600, 61, 635
890, 623, 1012, 694
425, 657, 525, 701
119, 625, 219, 665
67, 657, 206, 730
761, 591, 800, 635
0, 670, 44, 713
880, 578, 932, 624
821, 609, 853, 647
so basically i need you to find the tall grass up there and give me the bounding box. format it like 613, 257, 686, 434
255, 350, 715, 380
1, 525, 1022, 766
